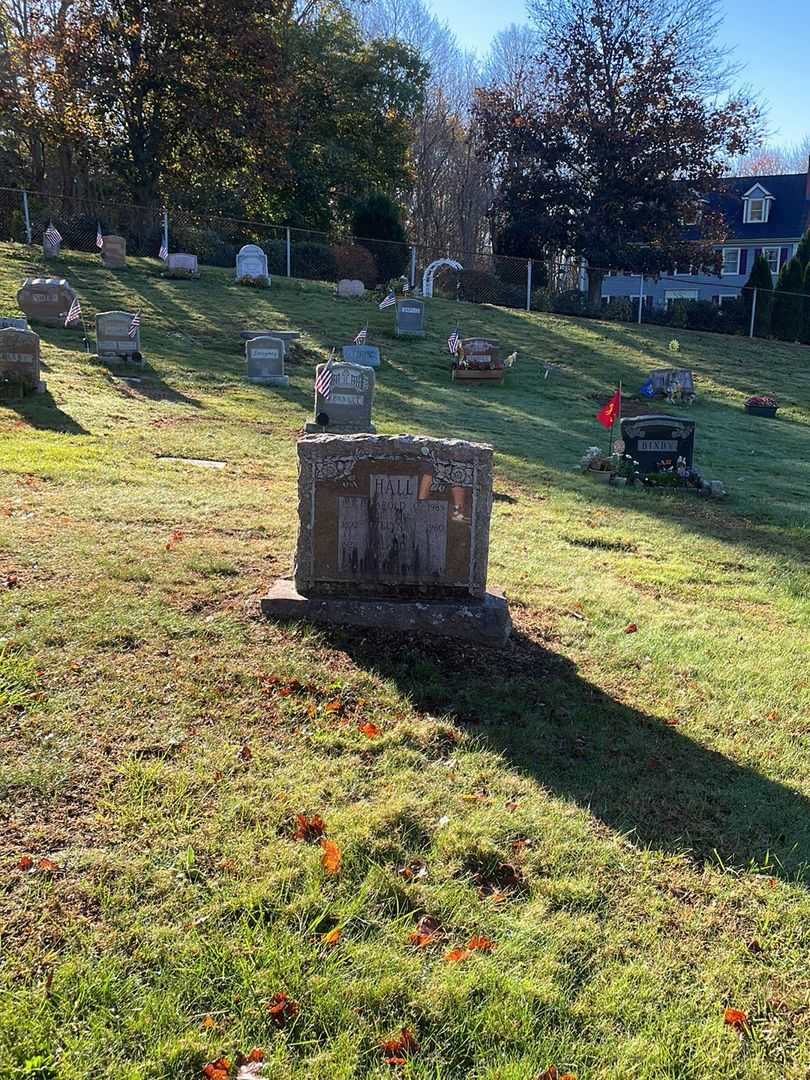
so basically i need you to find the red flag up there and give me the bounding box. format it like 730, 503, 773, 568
596, 388, 621, 429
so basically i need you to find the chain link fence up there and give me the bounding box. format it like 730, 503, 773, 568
1, 186, 806, 341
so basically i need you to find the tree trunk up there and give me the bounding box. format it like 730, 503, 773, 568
587, 266, 604, 307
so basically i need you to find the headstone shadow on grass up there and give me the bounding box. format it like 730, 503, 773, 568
3, 387, 89, 434
311, 623, 810, 882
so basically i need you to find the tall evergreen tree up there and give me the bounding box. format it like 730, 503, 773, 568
743, 254, 774, 338
801, 260, 810, 346
771, 256, 805, 342
795, 229, 810, 273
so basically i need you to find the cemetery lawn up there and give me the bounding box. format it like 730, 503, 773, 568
2, 240, 810, 1080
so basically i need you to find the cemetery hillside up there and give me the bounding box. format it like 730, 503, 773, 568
3, 240, 810, 1079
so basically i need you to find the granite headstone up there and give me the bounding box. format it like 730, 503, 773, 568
620, 415, 696, 474
245, 335, 289, 386
0, 327, 43, 393
395, 299, 426, 337
0, 317, 29, 331
96, 310, 141, 363
101, 234, 127, 269
235, 244, 269, 282
336, 279, 365, 298
341, 344, 380, 369
305, 361, 375, 434
166, 253, 199, 275
16, 278, 77, 327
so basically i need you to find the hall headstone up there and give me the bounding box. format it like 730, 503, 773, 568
261, 434, 511, 644
235, 244, 269, 282
305, 361, 375, 434
620, 415, 696, 474
341, 343, 380, 369
336, 279, 365, 298
245, 335, 289, 386
395, 298, 426, 337
101, 234, 127, 269
16, 278, 77, 327
0, 327, 44, 393
95, 310, 142, 363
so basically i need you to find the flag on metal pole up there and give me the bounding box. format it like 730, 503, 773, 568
159, 239, 168, 262
64, 297, 82, 326
96, 223, 104, 249
354, 326, 367, 344
378, 291, 396, 310
128, 311, 141, 338
447, 328, 460, 355
315, 354, 334, 400
45, 223, 62, 246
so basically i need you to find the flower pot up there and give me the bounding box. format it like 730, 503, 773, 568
745, 404, 778, 418
610, 476, 627, 487
589, 468, 613, 484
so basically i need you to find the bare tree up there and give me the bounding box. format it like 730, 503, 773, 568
482, 23, 540, 110
731, 135, 810, 176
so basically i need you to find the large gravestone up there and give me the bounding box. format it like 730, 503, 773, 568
620, 415, 696, 474
395, 299, 426, 337
95, 310, 142, 363
165, 252, 199, 276
336, 279, 365, 298
235, 244, 269, 282
17, 278, 77, 327
341, 343, 380, 369
0, 317, 28, 331
101, 234, 127, 269
261, 434, 511, 644
305, 361, 375, 434
240, 330, 300, 360
461, 338, 500, 367
245, 335, 289, 386
0, 328, 44, 394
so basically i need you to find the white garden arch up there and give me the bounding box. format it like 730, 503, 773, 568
421, 258, 463, 298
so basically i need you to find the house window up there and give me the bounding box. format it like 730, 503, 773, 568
718, 294, 737, 307
744, 198, 770, 223
665, 289, 699, 307
761, 247, 780, 275
721, 248, 741, 275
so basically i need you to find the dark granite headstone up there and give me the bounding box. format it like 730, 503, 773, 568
395, 299, 425, 337
620, 415, 695, 473
0, 327, 44, 393
341, 344, 380, 369
245, 335, 288, 385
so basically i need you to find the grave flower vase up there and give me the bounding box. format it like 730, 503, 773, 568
745, 403, 778, 418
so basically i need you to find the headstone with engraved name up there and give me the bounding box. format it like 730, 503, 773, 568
235, 244, 269, 282
16, 278, 77, 327
305, 361, 375, 434
0, 317, 29, 331
245, 335, 289, 386
395, 298, 426, 337
101, 234, 127, 269
648, 368, 696, 397
95, 310, 142, 363
165, 252, 199, 276
336, 279, 365, 298
261, 434, 511, 644
341, 343, 380, 369
461, 338, 500, 368
0, 327, 44, 394
620, 414, 695, 474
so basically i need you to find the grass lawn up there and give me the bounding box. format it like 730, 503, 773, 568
1, 241, 809, 1079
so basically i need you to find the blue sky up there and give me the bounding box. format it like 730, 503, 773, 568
436, 0, 810, 146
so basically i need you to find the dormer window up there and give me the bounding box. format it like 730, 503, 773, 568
742, 184, 774, 224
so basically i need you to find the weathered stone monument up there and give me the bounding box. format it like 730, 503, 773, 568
461, 338, 500, 367
235, 244, 269, 282
239, 330, 300, 361
245, 335, 289, 386
0, 327, 44, 394
101, 235, 127, 269
305, 361, 375, 434
395, 298, 426, 337
261, 434, 511, 644
17, 278, 77, 327
95, 310, 142, 364
336, 279, 365, 298
0, 317, 29, 331
620, 415, 696, 474
165, 252, 199, 276
341, 343, 380, 369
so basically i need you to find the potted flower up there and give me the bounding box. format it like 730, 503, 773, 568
745, 394, 778, 418
581, 446, 613, 482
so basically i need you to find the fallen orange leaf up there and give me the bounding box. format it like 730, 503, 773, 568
266, 991, 299, 1028
408, 932, 436, 948
294, 813, 326, 841
322, 927, 341, 946
238, 744, 252, 761
37, 858, 59, 873
358, 721, 381, 738
201, 1014, 216, 1030
202, 1056, 231, 1080
444, 947, 471, 963
624, 623, 638, 634
467, 935, 494, 952
321, 838, 342, 875
724, 1007, 748, 1027
381, 1028, 419, 1065
324, 698, 343, 712
17, 854, 33, 870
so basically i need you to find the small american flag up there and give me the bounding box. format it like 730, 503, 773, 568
96, 223, 104, 249
378, 291, 396, 310
448, 328, 460, 354
159, 239, 168, 261
128, 311, 141, 338
315, 354, 334, 400
45, 223, 62, 246
64, 296, 82, 326
354, 326, 367, 345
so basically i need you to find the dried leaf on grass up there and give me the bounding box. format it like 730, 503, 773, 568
266, 992, 299, 1028
724, 1007, 748, 1028
321, 838, 342, 875
321, 927, 341, 946
381, 1028, 419, 1066
358, 721, 381, 738
293, 813, 326, 842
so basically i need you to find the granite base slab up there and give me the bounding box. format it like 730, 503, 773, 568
248, 374, 289, 386
261, 579, 511, 646
303, 422, 377, 434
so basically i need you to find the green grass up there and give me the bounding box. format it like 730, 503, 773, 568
1, 240, 809, 1079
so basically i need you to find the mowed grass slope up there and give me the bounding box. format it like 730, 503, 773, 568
1, 241, 809, 1079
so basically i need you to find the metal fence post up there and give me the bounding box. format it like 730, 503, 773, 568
410, 245, 417, 289
21, 190, 32, 245
637, 274, 645, 324
526, 259, 533, 312
286, 227, 291, 278
749, 287, 757, 338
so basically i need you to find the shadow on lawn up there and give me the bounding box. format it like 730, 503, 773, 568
2, 387, 89, 435
320, 623, 810, 883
